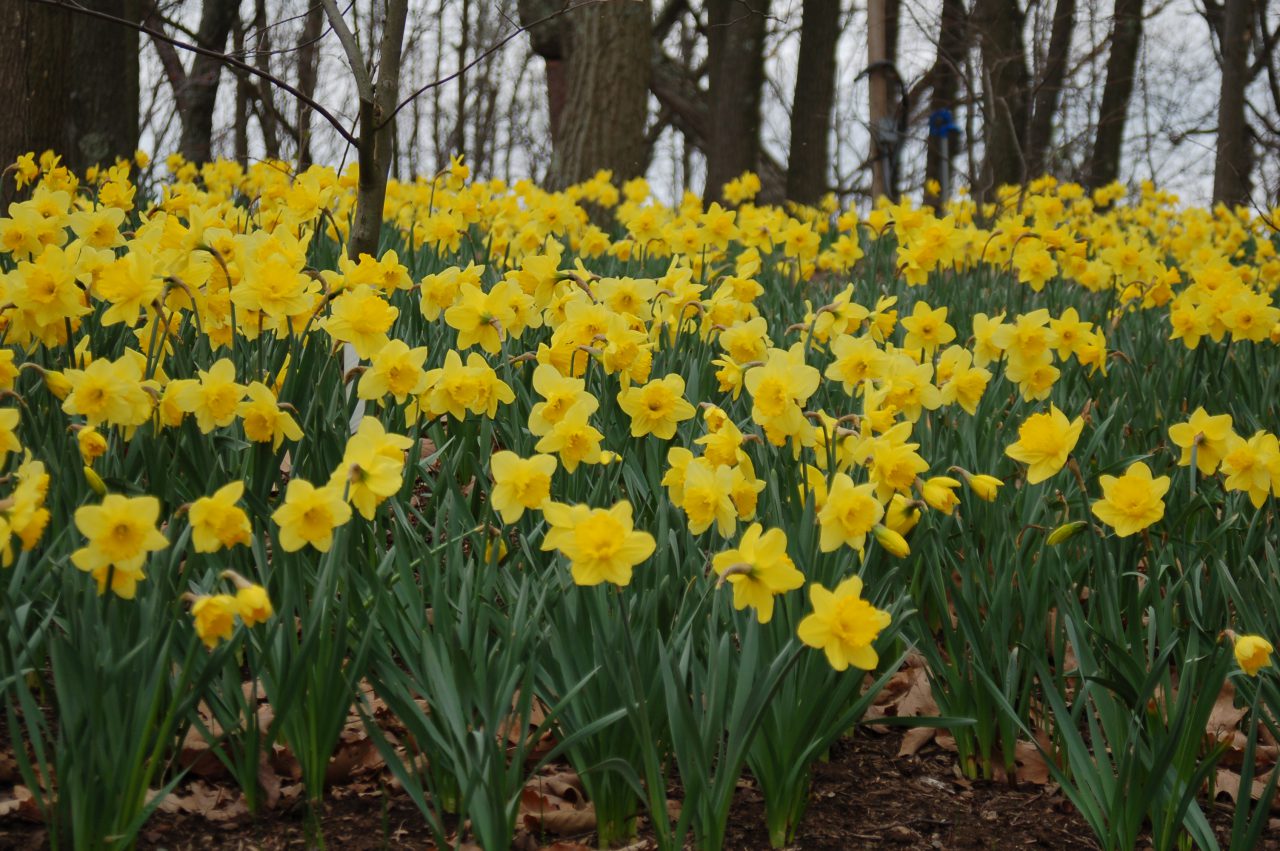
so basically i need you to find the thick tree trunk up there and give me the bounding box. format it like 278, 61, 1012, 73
704, 0, 769, 202
1087, 0, 1142, 189
178, 0, 240, 164
549, 0, 650, 189
1026, 0, 1075, 178
1213, 0, 1252, 205
924, 0, 968, 209
786, 0, 840, 204
66, 0, 139, 173
0, 1, 71, 181
518, 0, 569, 149
973, 0, 1030, 195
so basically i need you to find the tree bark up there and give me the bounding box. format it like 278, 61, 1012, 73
177, 0, 240, 164
1213, 0, 1252, 205
549, 0, 651, 189
923, 0, 968, 209
704, 0, 770, 202
64, 0, 139, 173
786, 0, 839, 204
973, 0, 1030, 195
518, 0, 569, 149
1026, 0, 1075, 178
1087, 0, 1142, 189
346, 0, 410, 261
295, 1, 324, 169
0, 0, 72, 182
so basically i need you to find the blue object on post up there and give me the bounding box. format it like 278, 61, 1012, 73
928, 109, 959, 139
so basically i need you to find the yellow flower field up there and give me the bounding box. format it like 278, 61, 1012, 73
1, 150, 1279, 850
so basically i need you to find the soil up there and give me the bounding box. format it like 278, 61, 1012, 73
11, 727, 1265, 851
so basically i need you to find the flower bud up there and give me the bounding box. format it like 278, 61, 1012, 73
964, 472, 1004, 502
1234, 634, 1274, 677
872, 523, 911, 558
44, 369, 72, 400
77, 426, 108, 465
1046, 520, 1089, 545
921, 476, 962, 515
83, 466, 107, 496
884, 494, 921, 536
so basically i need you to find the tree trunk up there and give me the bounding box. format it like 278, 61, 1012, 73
1026, 0, 1075, 178
518, 0, 569, 149
0, 0, 71, 184
178, 0, 240, 164
786, 0, 839, 204
1087, 0, 1142, 189
347, 0, 410, 261
924, 0, 968, 209
973, 0, 1030, 195
549, 0, 651, 189
295, 1, 324, 169
1213, 0, 1252, 205
704, 0, 769, 203
65, 0, 139, 173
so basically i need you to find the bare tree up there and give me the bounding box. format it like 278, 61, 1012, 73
1213, 0, 1253, 204
1087, 0, 1143, 188
148, 0, 241, 164
1026, 0, 1076, 177
65, 0, 141, 172
0, 1, 71, 181
704, 0, 771, 201
973, 0, 1031, 194
549, 0, 651, 188
923, 0, 968, 208
320, 0, 410, 259
295, 2, 325, 169
786, 0, 840, 204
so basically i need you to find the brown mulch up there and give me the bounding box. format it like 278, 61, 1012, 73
0, 727, 1189, 851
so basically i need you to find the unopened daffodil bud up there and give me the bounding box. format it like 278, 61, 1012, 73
1046, 520, 1089, 545
83, 465, 107, 496
1234, 634, 1274, 677
921, 476, 962, 515
77, 426, 108, 465
872, 523, 910, 558
884, 494, 921, 536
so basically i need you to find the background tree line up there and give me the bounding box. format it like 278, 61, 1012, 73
3, 0, 1279, 210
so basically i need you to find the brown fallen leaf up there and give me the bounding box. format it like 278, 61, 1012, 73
898, 726, 936, 757
0, 785, 41, 822
155, 780, 248, 823
522, 803, 596, 835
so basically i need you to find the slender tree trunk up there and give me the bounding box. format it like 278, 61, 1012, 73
295, 2, 324, 169
549, 0, 651, 189
65, 0, 139, 172
232, 19, 250, 164
347, 0, 410, 261
1026, 0, 1075, 178
0, 0, 71, 183
924, 0, 968, 209
973, 0, 1030, 195
1213, 0, 1252, 205
1087, 0, 1143, 188
252, 0, 281, 160
704, 0, 770, 202
786, 0, 839, 204
176, 0, 240, 164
